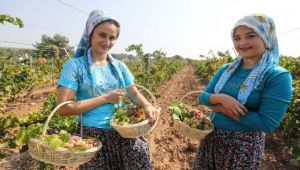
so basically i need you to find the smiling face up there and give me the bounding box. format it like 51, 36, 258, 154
233, 25, 266, 62
90, 21, 119, 56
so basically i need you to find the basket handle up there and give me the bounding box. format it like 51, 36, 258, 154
122, 84, 157, 107
42, 101, 74, 136
179, 90, 203, 103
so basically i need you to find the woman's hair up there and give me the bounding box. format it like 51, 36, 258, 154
89, 19, 120, 43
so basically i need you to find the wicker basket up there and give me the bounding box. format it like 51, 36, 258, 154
28, 101, 102, 166
173, 91, 214, 141
110, 85, 161, 138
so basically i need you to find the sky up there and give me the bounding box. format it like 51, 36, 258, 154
1, 0, 300, 59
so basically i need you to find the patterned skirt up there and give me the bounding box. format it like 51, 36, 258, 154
77, 126, 152, 170
193, 129, 266, 170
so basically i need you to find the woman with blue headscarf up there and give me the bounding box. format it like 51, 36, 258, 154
56, 10, 157, 169
193, 14, 293, 169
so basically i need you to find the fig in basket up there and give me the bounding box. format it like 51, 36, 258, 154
64, 135, 98, 151
113, 103, 147, 125
169, 101, 212, 130
46, 128, 61, 135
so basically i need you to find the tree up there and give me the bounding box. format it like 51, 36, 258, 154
172, 55, 184, 60
126, 44, 146, 71
0, 14, 24, 28
152, 49, 166, 60
34, 34, 74, 59
125, 44, 144, 60
217, 50, 234, 63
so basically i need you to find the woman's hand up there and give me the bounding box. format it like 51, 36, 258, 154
105, 89, 126, 104
214, 93, 248, 117
125, 84, 158, 125
211, 104, 240, 121
143, 105, 158, 125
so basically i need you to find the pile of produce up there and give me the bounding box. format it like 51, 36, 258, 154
42, 128, 98, 151
169, 101, 212, 130
113, 104, 147, 125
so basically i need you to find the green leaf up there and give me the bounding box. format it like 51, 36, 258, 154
5, 86, 11, 92
15, 127, 28, 145
44, 134, 64, 150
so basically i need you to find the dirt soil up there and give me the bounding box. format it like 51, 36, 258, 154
0, 65, 299, 170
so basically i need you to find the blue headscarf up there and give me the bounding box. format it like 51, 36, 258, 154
214, 14, 279, 104
73, 10, 126, 88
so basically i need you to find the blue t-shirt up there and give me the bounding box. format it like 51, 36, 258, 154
58, 55, 134, 129
199, 64, 293, 132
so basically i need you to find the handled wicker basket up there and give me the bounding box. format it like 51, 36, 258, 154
28, 101, 102, 166
110, 85, 161, 138
173, 91, 214, 141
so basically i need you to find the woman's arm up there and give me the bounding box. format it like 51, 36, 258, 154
210, 93, 247, 117
126, 85, 157, 124
199, 64, 246, 118
57, 86, 125, 116
126, 85, 152, 107
211, 104, 240, 121
237, 71, 293, 132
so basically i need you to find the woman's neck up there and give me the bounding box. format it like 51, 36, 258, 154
91, 50, 109, 66
242, 57, 261, 69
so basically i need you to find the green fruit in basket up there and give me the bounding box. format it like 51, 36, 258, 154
169, 106, 183, 121
59, 131, 71, 142
178, 103, 188, 109
190, 118, 200, 124
191, 122, 198, 128
59, 130, 68, 134
189, 118, 199, 128
114, 105, 128, 116
183, 118, 191, 126
44, 134, 65, 150
116, 117, 130, 125
169, 106, 182, 115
